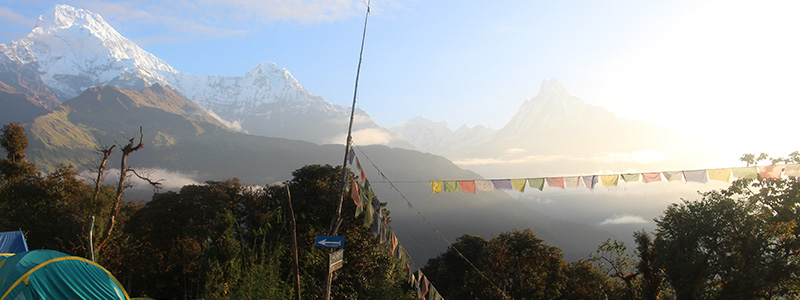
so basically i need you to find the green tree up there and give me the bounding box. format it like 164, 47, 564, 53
0, 122, 36, 182
424, 229, 571, 300
653, 153, 800, 300
560, 260, 620, 300
634, 230, 663, 300
590, 239, 638, 300
0, 122, 27, 162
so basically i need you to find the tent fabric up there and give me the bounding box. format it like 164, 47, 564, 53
0, 250, 129, 300
0, 232, 27, 254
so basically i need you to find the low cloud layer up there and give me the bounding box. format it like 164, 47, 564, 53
599, 214, 649, 225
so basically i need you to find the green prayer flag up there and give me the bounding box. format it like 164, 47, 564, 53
527, 178, 545, 191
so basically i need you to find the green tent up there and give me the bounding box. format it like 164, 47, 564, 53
0, 250, 129, 300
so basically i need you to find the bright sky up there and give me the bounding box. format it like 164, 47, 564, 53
1, 0, 798, 157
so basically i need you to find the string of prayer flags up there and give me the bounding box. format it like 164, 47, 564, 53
683, 170, 708, 183
600, 174, 619, 187
458, 180, 476, 194
759, 165, 783, 179
564, 176, 581, 188
528, 178, 545, 191
427, 164, 800, 196
492, 179, 513, 190
642, 172, 662, 183
663, 171, 683, 182
732, 167, 758, 179
511, 178, 527, 192
546, 177, 565, 189
582, 175, 597, 189
708, 168, 731, 182
475, 180, 495, 192
621, 173, 640, 183
430, 181, 442, 194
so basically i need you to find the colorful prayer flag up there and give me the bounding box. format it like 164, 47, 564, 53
663, 171, 683, 182
546, 177, 565, 189
582, 175, 597, 189
642, 172, 662, 183
621, 173, 640, 183
511, 178, 527, 192
683, 170, 708, 183
430, 181, 442, 194
389, 231, 398, 253
600, 174, 619, 187
564, 176, 581, 188
528, 178, 545, 191
458, 180, 476, 194
785, 164, 800, 177
443, 181, 459, 192
732, 167, 758, 179
348, 148, 355, 165
356, 157, 366, 182
475, 180, 495, 192
492, 179, 513, 190
708, 168, 731, 182
759, 165, 783, 179
350, 179, 361, 207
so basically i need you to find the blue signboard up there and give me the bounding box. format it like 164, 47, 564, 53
315, 235, 345, 249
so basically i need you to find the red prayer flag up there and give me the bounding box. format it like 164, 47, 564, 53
759, 165, 783, 179
546, 177, 565, 189
642, 172, 662, 183
458, 180, 476, 194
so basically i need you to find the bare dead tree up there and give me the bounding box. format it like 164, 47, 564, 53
95, 126, 151, 255
88, 142, 115, 260
92, 143, 116, 202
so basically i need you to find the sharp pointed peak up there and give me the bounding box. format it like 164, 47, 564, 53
536, 78, 570, 100
37, 4, 110, 32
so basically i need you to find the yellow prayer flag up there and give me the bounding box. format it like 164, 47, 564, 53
707, 168, 731, 182
511, 178, 527, 192
430, 181, 442, 194
785, 164, 800, 177
600, 174, 619, 187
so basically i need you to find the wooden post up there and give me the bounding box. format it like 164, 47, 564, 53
286, 186, 301, 300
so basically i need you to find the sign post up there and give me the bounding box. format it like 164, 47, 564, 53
329, 249, 344, 273
316, 235, 345, 249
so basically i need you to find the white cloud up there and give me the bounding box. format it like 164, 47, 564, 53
453, 151, 669, 167
0, 7, 35, 28
326, 128, 394, 145
198, 106, 244, 132
599, 214, 648, 225
81, 168, 200, 190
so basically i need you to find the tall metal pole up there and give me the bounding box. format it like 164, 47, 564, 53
325, 1, 370, 299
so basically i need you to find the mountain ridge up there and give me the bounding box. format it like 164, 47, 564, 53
0, 4, 407, 147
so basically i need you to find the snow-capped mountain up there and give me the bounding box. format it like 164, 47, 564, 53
0, 4, 404, 146
390, 116, 495, 155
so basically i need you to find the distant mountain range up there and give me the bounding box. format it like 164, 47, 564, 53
0, 4, 407, 147
21, 81, 612, 262
0, 4, 711, 263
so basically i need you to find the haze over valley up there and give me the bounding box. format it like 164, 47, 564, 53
0, 2, 795, 267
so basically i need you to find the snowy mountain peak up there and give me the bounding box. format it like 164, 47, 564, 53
37, 4, 109, 33
537, 78, 570, 101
